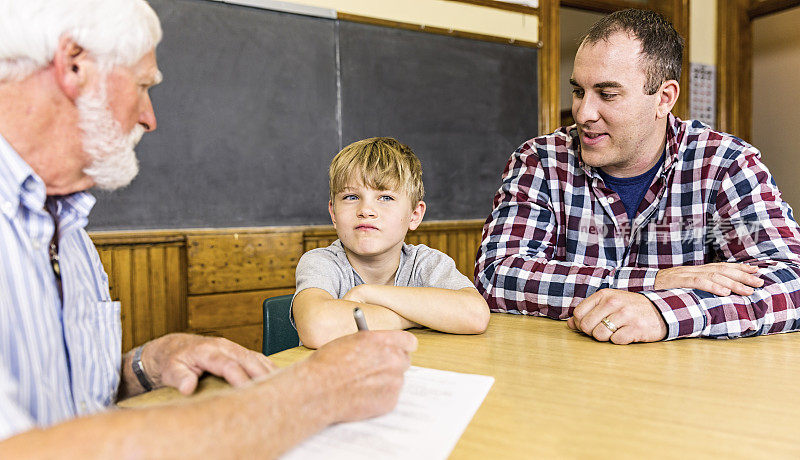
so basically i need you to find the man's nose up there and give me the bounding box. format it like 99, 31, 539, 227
573, 94, 599, 126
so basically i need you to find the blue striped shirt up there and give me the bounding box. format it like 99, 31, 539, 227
0, 133, 121, 440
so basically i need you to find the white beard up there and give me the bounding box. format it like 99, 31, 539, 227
77, 80, 145, 191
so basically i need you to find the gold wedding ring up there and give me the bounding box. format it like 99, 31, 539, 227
601, 317, 618, 333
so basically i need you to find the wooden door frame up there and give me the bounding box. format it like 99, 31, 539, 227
717, 0, 800, 141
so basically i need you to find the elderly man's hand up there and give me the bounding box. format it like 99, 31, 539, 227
306, 330, 417, 423
566, 289, 667, 344
142, 333, 278, 394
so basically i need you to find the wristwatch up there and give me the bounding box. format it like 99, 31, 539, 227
132, 345, 154, 391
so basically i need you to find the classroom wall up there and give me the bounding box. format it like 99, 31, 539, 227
279, 0, 539, 42
752, 7, 800, 211
689, 0, 716, 65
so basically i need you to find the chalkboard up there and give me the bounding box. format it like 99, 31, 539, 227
88, 0, 538, 230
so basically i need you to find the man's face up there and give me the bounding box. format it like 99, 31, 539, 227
79, 49, 161, 190
570, 32, 665, 177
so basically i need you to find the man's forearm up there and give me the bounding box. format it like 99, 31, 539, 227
643, 260, 800, 340
1, 362, 337, 459
475, 254, 618, 317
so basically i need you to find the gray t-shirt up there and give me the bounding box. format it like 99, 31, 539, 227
291, 240, 476, 324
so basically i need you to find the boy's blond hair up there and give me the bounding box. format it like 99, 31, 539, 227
329, 137, 424, 206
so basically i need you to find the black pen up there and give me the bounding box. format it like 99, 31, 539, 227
353, 307, 369, 331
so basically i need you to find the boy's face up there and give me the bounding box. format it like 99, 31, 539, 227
328, 182, 425, 260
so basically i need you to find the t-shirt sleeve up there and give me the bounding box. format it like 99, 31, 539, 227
290, 250, 344, 329
0, 362, 35, 441
413, 247, 477, 291
293, 250, 343, 299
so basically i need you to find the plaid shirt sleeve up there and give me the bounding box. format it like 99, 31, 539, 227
641, 146, 800, 339
474, 143, 659, 319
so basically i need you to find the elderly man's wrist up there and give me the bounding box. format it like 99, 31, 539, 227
132, 343, 155, 391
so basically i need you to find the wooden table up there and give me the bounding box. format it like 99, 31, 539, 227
122, 314, 800, 458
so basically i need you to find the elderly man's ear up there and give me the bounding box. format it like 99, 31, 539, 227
52, 36, 93, 101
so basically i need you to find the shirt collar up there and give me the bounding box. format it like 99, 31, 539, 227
0, 131, 95, 228
0, 132, 41, 218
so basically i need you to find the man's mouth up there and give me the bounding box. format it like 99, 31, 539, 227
580, 130, 608, 146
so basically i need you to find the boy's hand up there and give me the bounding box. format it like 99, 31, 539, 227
342, 285, 368, 303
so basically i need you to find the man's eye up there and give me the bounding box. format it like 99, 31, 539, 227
571, 88, 584, 98
600, 92, 617, 100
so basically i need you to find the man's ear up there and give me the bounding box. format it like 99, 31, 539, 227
328, 200, 337, 227
52, 36, 91, 101
408, 201, 426, 231
656, 79, 680, 119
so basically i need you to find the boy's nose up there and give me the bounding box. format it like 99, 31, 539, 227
357, 204, 377, 218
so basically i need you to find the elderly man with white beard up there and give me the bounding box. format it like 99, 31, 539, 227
0, 1, 416, 458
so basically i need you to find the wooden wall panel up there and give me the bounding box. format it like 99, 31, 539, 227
187, 232, 303, 294
187, 287, 295, 330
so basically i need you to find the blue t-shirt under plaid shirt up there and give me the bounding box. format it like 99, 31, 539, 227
598, 153, 666, 220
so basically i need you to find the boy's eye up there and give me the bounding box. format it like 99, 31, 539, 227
378, 195, 395, 202
342, 194, 358, 201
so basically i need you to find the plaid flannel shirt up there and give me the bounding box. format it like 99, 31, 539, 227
475, 115, 800, 340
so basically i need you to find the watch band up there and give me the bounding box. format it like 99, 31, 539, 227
132, 345, 154, 392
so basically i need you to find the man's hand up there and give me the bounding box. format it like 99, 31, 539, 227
306, 330, 417, 422
142, 333, 278, 395
655, 263, 763, 296
567, 289, 667, 344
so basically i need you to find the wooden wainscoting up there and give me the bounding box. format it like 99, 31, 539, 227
89, 219, 485, 353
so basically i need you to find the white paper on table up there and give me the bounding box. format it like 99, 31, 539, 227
280, 366, 494, 460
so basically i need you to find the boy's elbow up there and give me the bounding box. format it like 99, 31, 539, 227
295, 317, 329, 350
464, 298, 490, 334
471, 308, 490, 334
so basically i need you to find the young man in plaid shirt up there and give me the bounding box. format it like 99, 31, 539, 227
475, 9, 800, 344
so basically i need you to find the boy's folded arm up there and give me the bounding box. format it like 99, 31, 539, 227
292, 288, 417, 349
343, 285, 490, 335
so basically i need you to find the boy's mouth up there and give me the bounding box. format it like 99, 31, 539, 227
355, 225, 378, 231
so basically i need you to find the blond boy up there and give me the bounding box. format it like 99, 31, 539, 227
292, 137, 489, 348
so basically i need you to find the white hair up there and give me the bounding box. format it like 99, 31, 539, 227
0, 0, 162, 83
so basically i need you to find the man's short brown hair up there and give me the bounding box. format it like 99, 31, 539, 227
329, 137, 424, 206
581, 8, 684, 95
